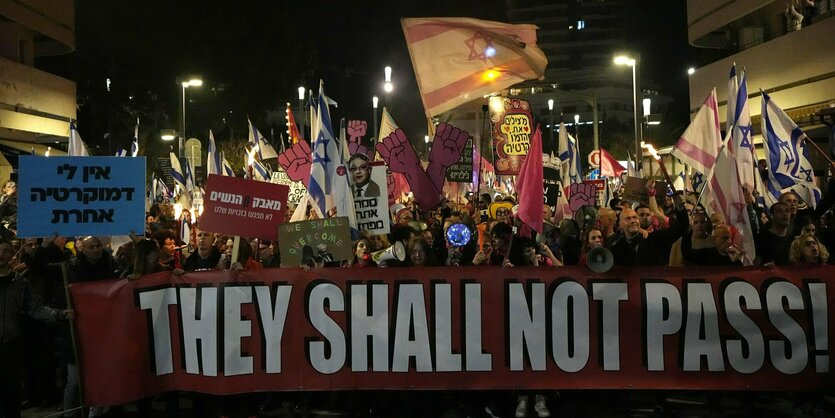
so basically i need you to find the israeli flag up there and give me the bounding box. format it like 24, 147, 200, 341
761, 92, 821, 208
169, 152, 187, 194
184, 158, 195, 192
115, 149, 128, 157
247, 118, 279, 161
68, 122, 89, 157
252, 158, 271, 181
131, 118, 139, 157
207, 130, 221, 176
308, 80, 348, 218
221, 152, 236, 177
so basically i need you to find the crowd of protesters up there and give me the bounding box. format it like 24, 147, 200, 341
3, 168, 835, 418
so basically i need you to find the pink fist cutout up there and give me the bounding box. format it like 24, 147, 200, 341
428, 123, 470, 167
277, 140, 312, 186
347, 120, 371, 158
377, 129, 421, 174
568, 182, 597, 212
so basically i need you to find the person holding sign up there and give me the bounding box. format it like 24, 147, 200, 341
348, 154, 380, 198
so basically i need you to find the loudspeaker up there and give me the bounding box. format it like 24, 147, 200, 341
371, 241, 406, 263
586, 246, 614, 273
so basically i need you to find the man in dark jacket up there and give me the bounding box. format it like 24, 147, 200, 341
1, 239, 67, 418
609, 195, 689, 266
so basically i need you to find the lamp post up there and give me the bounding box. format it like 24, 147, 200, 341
554, 89, 598, 151
372, 96, 379, 141
179, 76, 202, 159
574, 114, 580, 146
298, 86, 306, 140
547, 99, 555, 147
614, 53, 641, 166
384, 66, 393, 108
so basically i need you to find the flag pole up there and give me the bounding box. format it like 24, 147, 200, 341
473, 105, 489, 214
801, 136, 835, 172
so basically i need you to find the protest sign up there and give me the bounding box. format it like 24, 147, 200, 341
277, 217, 352, 267
18, 156, 145, 237
71, 266, 834, 406
353, 160, 390, 234
272, 170, 306, 206
583, 179, 607, 207
489, 96, 533, 175
445, 136, 473, 183
200, 174, 289, 240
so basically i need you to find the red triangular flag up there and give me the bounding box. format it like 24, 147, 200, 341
599, 147, 626, 178
516, 125, 544, 233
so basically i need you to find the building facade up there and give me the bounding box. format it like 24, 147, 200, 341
0, 0, 75, 156
687, 0, 835, 146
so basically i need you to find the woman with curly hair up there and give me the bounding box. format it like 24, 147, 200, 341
578, 227, 606, 267
789, 232, 829, 265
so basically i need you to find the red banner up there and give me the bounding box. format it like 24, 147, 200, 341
70, 266, 834, 405
200, 174, 289, 240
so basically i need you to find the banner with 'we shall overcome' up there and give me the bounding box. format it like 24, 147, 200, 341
70, 266, 833, 405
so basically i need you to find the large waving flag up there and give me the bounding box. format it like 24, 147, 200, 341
670, 89, 722, 176
248, 118, 279, 160
761, 92, 822, 208
68, 122, 89, 157
207, 130, 221, 176
704, 130, 756, 266
730, 70, 756, 192
169, 152, 187, 193
308, 80, 347, 218
402, 17, 547, 117
516, 125, 544, 233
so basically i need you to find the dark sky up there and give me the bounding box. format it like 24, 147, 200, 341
71, 0, 691, 152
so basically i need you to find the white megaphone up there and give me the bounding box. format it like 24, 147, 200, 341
371, 241, 406, 263
586, 246, 614, 273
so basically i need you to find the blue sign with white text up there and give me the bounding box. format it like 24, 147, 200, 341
18, 156, 146, 237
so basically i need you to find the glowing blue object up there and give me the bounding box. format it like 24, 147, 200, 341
446, 223, 471, 247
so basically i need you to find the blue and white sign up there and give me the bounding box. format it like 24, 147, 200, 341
18, 156, 146, 237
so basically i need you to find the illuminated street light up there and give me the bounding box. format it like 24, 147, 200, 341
642, 98, 652, 117
161, 129, 177, 141
372, 96, 379, 140
298, 86, 306, 140
614, 53, 642, 165
687, 67, 696, 75
179, 75, 202, 159
384, 66, 393, 107
547, 99, 555, 145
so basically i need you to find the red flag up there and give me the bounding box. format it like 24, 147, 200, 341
286, 104, 303, 143
516, 125, 543, 233
599, 147, 626, 177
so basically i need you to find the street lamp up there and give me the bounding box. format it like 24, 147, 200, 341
574, 114, 580, 146
180, 76, 202, 159
298, 86, 306, 140
424, 135, 429, 158
547, 99, 555, 146
384, 66, 393, 107
372, 96, 379, 141
161, 129, 177, 141
613, 53, 641, 166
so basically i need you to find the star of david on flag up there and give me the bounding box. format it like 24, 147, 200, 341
761, 92, 821, 209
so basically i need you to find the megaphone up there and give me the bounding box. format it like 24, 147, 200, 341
371, 241, 406, 263
586, 246, 614, 273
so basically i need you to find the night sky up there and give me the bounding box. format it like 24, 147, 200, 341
69, 0, 692, 155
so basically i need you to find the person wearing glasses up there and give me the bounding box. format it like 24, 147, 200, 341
789, 232, 829, 265
348, 153, 380, 198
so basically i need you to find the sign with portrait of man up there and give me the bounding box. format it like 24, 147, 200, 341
348, 154, 390, 234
